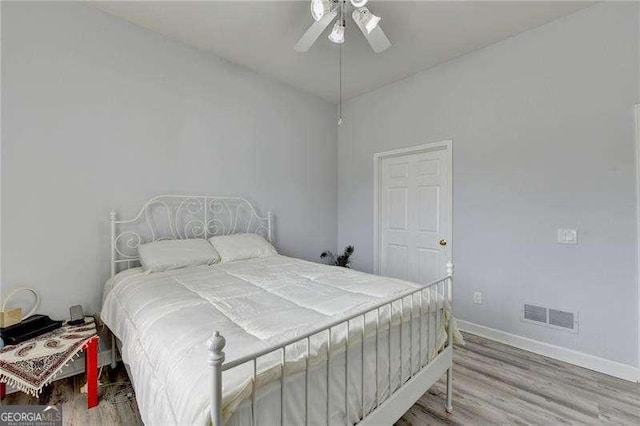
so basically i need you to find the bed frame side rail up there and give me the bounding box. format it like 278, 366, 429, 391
208, 262, 454, 425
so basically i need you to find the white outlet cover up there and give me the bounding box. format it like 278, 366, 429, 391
557, 228, 578, 244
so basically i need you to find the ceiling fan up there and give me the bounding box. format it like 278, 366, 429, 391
294, 0, 391, 53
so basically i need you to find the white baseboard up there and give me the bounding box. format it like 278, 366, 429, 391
457, 320, 640, 383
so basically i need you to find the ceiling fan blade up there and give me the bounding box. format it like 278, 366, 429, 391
366, 25, 391, 53
293, 10, 339, 52
353, 20, 391, 53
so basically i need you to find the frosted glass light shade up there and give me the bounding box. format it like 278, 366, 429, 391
328, 20, 345, 44
311, 0, 333, 21
353, 7, 380, 34
350, 0, 369, 7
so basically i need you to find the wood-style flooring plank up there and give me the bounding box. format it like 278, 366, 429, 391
398, 332, 640, 426
1, 365, 143, 426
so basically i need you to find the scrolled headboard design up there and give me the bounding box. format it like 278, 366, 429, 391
110, 195, 272, 276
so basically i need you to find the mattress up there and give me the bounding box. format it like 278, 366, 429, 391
101, 255, 459, 425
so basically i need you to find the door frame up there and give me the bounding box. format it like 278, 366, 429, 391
635, 104, 640, 369
373, 139, 453, 276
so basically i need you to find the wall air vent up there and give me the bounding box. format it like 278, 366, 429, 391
523, 304, 547, 323
549, 309, 575, 330
522, 303, 578, 333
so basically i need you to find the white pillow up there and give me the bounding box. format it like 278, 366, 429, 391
208, 233, 277, 263
138, 239, 220, 273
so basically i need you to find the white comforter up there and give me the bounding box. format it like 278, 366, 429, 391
101, 255, 457, 425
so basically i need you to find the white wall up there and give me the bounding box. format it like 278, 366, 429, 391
1, 2, 337, 319
338, 3, 640, 366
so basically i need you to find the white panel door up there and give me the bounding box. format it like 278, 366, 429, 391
379, 147, 450, 284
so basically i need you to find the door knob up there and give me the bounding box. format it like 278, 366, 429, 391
439, 239, 447, 247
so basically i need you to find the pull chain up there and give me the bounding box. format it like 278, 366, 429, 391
338, 1, 344, 126
338, 41, 343, 126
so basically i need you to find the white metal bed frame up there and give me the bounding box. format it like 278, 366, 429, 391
109, 195, 454, 425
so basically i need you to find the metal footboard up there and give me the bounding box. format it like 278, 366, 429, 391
208, 262, 454, 425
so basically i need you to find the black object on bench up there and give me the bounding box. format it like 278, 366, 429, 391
0, 315, 63, 346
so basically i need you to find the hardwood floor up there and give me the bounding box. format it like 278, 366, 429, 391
2, 365, 143, 426
398, 333, 640, 425
3, 332, 639, 425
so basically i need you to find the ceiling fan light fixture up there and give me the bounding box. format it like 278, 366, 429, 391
349, 0, 369, 7
328, 20, 345, 44
310, 0, 333, 22
353, 7, 380, 34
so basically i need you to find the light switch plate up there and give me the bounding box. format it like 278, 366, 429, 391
557, 228, 578, 245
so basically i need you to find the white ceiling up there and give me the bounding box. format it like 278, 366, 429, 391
94, 1, 591, 103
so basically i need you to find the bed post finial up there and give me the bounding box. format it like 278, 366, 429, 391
207, 331, 226, 359
267, 210, 273, 243
446, 261, 454, 276
110, 210, 117, 222
208, 331, 226, 426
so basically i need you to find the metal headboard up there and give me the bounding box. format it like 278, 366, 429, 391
110, 195, 272, 277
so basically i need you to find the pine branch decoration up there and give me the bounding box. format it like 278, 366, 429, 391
320, 245, 355, 268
